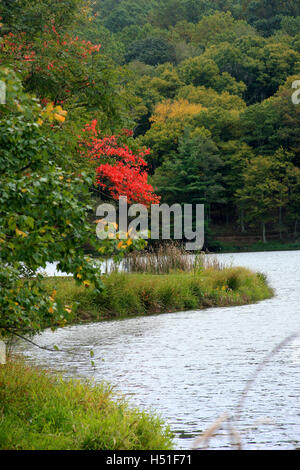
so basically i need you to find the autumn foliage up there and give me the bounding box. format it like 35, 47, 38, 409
0, 24, 101, 104
0, 25, 101, 68
1, 18, 159, 207
150, 99, 206, 123
79, 120, 160, 206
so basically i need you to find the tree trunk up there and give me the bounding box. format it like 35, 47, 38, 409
240, 208, 246, 233
262, 222, 267, 244
206, 204, 211, 224
279, 206, 283, 240
294, 219, 299, 239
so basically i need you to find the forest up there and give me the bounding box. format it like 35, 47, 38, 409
1, 0, 300, 249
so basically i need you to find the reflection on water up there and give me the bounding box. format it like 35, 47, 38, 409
17, 251, 300, 450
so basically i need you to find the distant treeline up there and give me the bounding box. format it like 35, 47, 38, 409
1, 0, 300, 243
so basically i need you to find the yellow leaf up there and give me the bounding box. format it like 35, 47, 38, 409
42, 103, 67, 124
15, 228, 28, 238
46, 103, 54, 113
55, 106, 67, 117
54, 113, 66, 123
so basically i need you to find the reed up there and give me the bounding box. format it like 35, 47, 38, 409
117, 244, 205, 274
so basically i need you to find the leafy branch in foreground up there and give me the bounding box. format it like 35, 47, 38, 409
0, 68, 141, 340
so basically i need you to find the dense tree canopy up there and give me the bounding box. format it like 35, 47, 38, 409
1, 0, 300, 267
125, 37, 176, 66
0, 0, 85, 34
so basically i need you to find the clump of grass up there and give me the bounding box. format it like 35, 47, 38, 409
121, 244, 204, 274
119, 245, 226, 275
0, 360, 174, 450
203, 255, 226, 271
44, 266, 273, 323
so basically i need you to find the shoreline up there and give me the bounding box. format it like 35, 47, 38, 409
210, 242, 300, 254
43, 267, 274, 326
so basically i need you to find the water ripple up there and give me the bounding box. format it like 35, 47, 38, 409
17, 251, 300, 450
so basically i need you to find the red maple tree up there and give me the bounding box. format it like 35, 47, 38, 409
79, 120, 160, 206
1, 23, 159, 207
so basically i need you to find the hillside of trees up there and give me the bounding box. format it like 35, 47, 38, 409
1, 0, 300, 247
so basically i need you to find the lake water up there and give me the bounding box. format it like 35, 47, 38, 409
17, 251, 300, 450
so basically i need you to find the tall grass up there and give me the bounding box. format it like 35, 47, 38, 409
121, 244, 197, 274
44, 266, 274, 323
0, 360, 174, 450
119, 244, 224, 274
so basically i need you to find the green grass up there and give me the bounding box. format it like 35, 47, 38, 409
44, 267, 274, 324
0, 360, 174, 450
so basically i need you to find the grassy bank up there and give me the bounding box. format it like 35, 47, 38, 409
44, 267, 274, 324
0, 360, 174, 450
